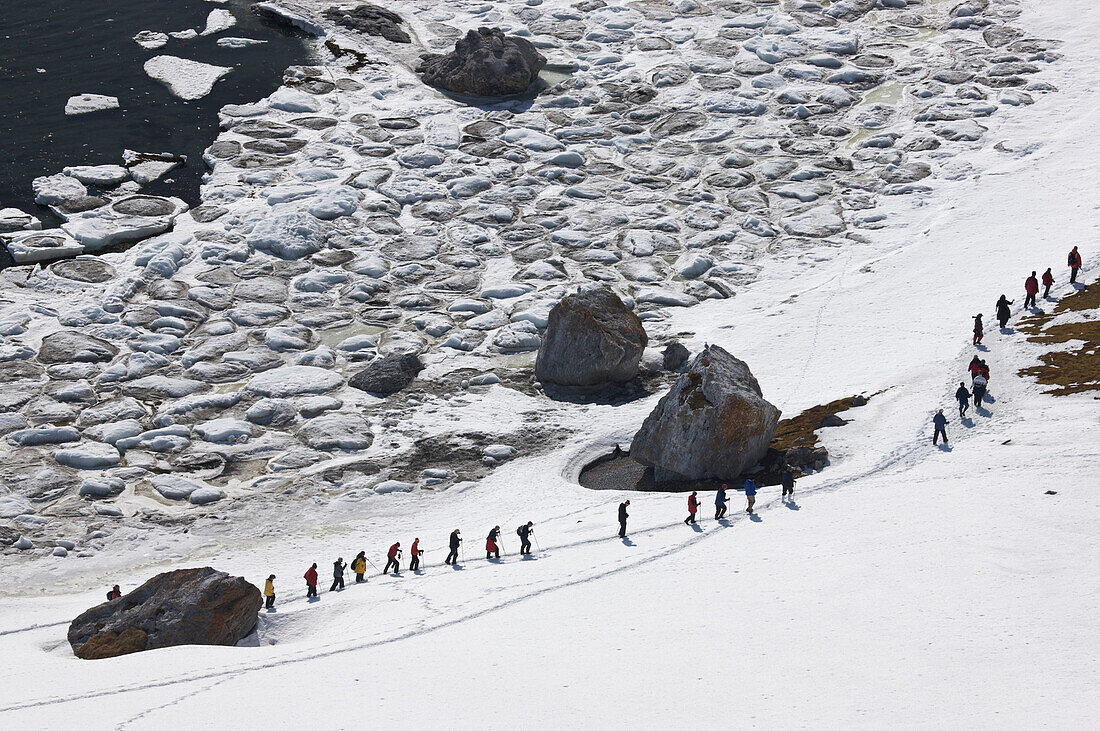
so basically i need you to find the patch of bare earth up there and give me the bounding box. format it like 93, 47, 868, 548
1017, 276, 1100, 396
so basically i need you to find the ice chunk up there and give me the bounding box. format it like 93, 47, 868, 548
144, 56, 232, 100
245, 366, 345, 397
64, 93, 120, 116
200, 8, 236, 36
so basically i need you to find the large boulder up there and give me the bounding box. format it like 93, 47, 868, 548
630, 345, 781, 483
38, 330, 118, 364
418, 27, 546, 97
348, 352, 423, 396
67, 567, 261, 659
321, 4, 410, 43
535, 286, 648, 392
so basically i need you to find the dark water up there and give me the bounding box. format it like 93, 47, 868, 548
0, 0, 310, 228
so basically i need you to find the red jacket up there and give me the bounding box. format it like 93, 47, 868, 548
688, 495, 698, 513
485, 537, 497, 551
411, 539, 419, 555
304, 567, 318, 586
1025, 276, 1038, 295
388, 543, 400, 559
1069, 250, 1081, 268
1042, 271, 1054, 286
968, 361, 982, 377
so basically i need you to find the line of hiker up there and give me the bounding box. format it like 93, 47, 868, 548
938, 247, 1085, 445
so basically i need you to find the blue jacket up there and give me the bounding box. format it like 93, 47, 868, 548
715, 488, 727, 505
743, 479, 757, 496
933, 413, 947, 429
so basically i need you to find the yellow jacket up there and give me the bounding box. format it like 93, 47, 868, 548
351, 557, 366, 574
264, 579, 275, 597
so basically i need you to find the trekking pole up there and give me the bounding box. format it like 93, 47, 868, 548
364, 556, 381, 574
534, 535, 542, 554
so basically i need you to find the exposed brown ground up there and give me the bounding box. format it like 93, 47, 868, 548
1017, 276, 1100, 396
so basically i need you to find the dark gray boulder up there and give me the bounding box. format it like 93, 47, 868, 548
662, 342, 690, 371
630, 345, 781, 482
38, 330, 118, 364
68, 567, 261, 659
535, 286, 648, 392
418, 27, 547, 97
321, 4, 410, 43
349, 352, 423, 395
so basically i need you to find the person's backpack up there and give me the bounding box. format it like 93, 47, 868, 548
517, 526, 523, 536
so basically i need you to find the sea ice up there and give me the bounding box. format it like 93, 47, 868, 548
64, 93, 120, 115
143, 56, 232, 100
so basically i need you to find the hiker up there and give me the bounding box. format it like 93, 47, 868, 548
264, 575, 276, 609
409, 538, 422, 571
979, 359, 990, 381
304, 563, 318, 598
1042, 268, 1055, 298
744, 478, 757, 514
955, 382, 971, 418
972, 314, 984, 345
384, 543, 401, 574
715, 484, 729, 520
486, 527, 501, 559
972, 373, 988, 410
1024, 271, 1039, 309
780, 468, 795, 500
445, 529, 462, 565
1068, 245, 1082, 283
331, 558, 346, 591
107, 585, 122, 601
517, 522, 534, 555
684, 491, 699, 525
996, 295, 1013, 329
618, 500, 630, 537
352, 552, 367, 583
968, 355, 983, 380
933, 410, 949, 445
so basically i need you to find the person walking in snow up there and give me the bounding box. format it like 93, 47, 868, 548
486, 527, 501, 560
968, 355, 983, 381
517, 522, 534, 555
384, 543, 401, 574
996, 295, 1013, 329
264, 575, 276, 609
304, 563, 319, 599
781, 468, 795, 500
1042, 268, 1055, 298
955, 382, 971, 417
979, 359, 990, 381
1068, 245, 1082, 284
352, 552, 367, 583
932, 410, 949, 446
618, 500, 630, 538
973, 314, 984, 346
445, 529, 462, 565
715, 484, 729, 520
684, 491, 699, 525
1024, 271, 1039, 309
744, 478, 758, 514
331, 558, 346, 591
107, 585, 122, 601
972, 373, 988, 410
409, 538, 422, 571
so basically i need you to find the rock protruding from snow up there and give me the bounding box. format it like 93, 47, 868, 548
417, 27, 547, 98
535, 286, 648, 393
630, 345, 781, 483
38, 331, 119, 364
322, 5, 410, 43
348, 352, 423, 396
67, 567, 260, 660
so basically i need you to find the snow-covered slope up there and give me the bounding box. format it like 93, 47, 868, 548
1, 0, 1098, 727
